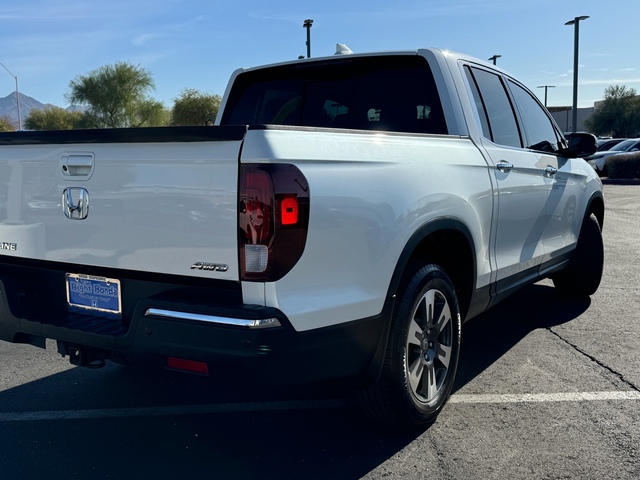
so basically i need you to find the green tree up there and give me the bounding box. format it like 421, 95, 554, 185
171, 89, 221, 126
134, 100, 171, 127
584, 85, 640, 137
0, 115, 15, 132
66, 62, 163, 128
24, 107, 84, 130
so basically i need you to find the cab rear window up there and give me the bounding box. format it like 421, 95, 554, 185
221, 55, 447, 135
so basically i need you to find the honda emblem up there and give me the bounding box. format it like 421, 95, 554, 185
62, 187, 90, 220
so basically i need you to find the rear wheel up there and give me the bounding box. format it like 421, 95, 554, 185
358, 264, 461, 429
553, 213, 604, 297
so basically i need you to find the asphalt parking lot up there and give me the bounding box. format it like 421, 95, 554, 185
0, 183, 638, 480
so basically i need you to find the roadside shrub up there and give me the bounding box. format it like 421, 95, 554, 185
607, 152, 640, 179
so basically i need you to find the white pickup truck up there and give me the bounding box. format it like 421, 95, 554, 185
0, 48, 604, 428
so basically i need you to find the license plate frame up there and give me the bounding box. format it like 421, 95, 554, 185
66, 273, 122, 319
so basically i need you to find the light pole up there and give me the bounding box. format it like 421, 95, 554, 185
488, 54, 501, 65
303, 19, 313, 58
537, 85, 556, 107
0, 62, 22, 130
565, 15, 589, 133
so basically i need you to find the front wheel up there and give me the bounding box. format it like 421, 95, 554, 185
358, 264, 461, 429
553, 213, 604, 297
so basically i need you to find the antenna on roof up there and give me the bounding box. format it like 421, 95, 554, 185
335, 44, 353, 55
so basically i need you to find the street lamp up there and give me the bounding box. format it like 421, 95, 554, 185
537, 85, 556, 107
0, 62, 22, 130
303, 19, 313, 58
565, 15, 589, 133
488, 54, 501, 65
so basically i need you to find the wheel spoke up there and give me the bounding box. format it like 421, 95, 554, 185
414, 295, 428, 326
408, 356, 424, 393
407, 317, 422, 348
424, 290, 435, 328
435, 300, 451, 334
437, 343, 452, 369
418, 362, 437, 401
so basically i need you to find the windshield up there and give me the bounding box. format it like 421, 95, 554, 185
221, 55, 447, 135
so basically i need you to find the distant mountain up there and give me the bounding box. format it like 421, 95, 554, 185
0, 92, 83, 128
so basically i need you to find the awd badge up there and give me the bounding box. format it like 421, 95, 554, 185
191, 262, 229, 272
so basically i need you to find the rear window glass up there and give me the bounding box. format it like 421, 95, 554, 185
221, 55, 447, 135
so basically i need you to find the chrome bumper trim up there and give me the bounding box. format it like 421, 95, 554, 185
144, 308, 281, 329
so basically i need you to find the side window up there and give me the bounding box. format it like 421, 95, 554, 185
465, 66, 521, 148
464, 67, 491, 138
507, 80, 561, 153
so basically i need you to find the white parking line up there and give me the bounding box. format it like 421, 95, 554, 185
0, 399, 352, 422
0, 391, 637, 422
448, 391, 640, 404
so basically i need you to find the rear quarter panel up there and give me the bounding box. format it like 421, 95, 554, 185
240, 127, 494, 331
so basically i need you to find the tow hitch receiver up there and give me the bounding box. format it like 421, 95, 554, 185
68, 346, 106, 368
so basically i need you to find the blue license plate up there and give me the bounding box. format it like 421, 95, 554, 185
66, 274, 122, 319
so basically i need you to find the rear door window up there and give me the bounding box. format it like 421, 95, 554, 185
464, 66, 522, 148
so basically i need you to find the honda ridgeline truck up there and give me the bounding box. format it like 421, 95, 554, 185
0, 48, 604, 428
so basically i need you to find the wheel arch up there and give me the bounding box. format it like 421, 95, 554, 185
586, 190, 605, 230
389, 218, 477, 321
364, 217, 476, 384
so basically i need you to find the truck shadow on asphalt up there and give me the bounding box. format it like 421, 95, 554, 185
453, 282, 591, 393
0, 283, 590, 480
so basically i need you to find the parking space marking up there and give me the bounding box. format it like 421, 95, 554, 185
448, 391, 640, 404
0, 399, 353, 422
0, 391, 638, 422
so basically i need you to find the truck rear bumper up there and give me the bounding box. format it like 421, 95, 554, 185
123, 306, 385, 385
0, 261, 386, 386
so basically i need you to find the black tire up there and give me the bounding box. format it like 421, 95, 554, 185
553, 213, 604, 297
358, 264, 461, 429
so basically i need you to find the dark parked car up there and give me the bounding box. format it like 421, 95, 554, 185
597, 138, 625, 152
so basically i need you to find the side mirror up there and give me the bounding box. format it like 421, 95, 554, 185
563, 133, 597, 158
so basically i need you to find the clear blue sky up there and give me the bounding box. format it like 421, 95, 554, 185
1, 0, 638, 109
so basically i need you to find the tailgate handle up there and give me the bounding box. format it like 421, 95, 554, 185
61, 153, 94, 179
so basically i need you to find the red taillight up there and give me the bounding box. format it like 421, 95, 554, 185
239, 164, 309, 281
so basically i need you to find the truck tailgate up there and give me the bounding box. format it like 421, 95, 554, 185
0, 126, 245, 281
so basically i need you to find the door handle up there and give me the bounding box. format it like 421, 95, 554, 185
60, 153, 95, 179
496, 161, 514, 173
544, 166, 558, 178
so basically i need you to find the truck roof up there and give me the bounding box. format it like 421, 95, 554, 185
231, 47, 504, 75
